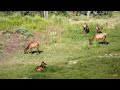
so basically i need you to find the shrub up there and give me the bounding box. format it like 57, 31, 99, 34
15, 26, 33, 38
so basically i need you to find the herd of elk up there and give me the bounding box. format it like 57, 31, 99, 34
24, 23, 107, 54
82, 22, 107, 45
35, 61, 47, 72
22, 22, 108, 72
24, 40, 40, 54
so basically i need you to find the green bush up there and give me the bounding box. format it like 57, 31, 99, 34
15, 27, 28, 34
15, 26, 33, 37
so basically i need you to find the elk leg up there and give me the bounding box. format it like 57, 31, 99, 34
37, 45, 40, 53
30, 48, 32, 54
37, 47, 40, 53
103, 37, 106, 44
89, 39, 92, 45
24, 48, 27, 54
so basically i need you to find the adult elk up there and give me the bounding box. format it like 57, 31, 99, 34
89, 32, 107, 45
83, 22, 89, 34
96, 24, 102, 33
24, 40, 40, 54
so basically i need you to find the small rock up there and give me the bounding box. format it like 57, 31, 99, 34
109, 54, 113, 56
68, 60, 78, 65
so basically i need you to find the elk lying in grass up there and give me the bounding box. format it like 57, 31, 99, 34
24, 41, 40, 54
83, 22, 89, 34
35, 61, 47, 72
96, 24, 102, 33
89, 32, 107, 45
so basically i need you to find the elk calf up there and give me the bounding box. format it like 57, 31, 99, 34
83, 22, 89, 34
35, 62, 47, 72
89, 32, 107, 45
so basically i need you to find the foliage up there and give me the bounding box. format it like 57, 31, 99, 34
15, 26, 33, 38
0, 13, 51, 31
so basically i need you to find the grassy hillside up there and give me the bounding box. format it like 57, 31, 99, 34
0, 12, 120, 79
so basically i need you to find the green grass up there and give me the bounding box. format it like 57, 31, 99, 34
0, 12, 120, 79
0, 14, 53, 32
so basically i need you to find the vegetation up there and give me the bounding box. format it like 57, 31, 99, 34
0, 11, 120, 79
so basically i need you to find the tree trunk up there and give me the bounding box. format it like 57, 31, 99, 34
44, 11, 48, 18
54, 11, 57, 14
87, 11, 91, 19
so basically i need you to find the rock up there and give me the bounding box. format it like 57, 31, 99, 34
68, 60, 78, 65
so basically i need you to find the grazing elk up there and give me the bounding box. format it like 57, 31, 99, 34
24, 40, 40, 54
89, 32, 107, 45
83, 22, 89, 34
35, 61, 47, 72
96, 24, 102, 33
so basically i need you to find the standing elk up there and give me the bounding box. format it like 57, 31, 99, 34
96, 24, 102, 33
24, 41, 40, 54
35, 61, 47, 72
89, 32, 107, 45
83, 22, 89, 34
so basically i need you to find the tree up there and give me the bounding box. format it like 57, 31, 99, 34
44, 11, 48, 18
87, 11, 91, 19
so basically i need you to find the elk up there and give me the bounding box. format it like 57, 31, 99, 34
96, 24, 102, 33
35, 61, 47, 72
24, 40, 40, 54
89, 32, 107, 45
83, 22, 89, 34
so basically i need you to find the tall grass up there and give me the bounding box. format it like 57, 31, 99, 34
0, 13, 52, 32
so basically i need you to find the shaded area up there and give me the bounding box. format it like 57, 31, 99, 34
98, 41, 109, 45
89, 41, 110, 45
31, 50, 43, 54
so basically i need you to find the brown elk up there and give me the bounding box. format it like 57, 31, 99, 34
83, 22, 89, 34
89, 32, 107, 45
24, 40, 40, 54
35, 61, 47, 72
96, 24, 102, 33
